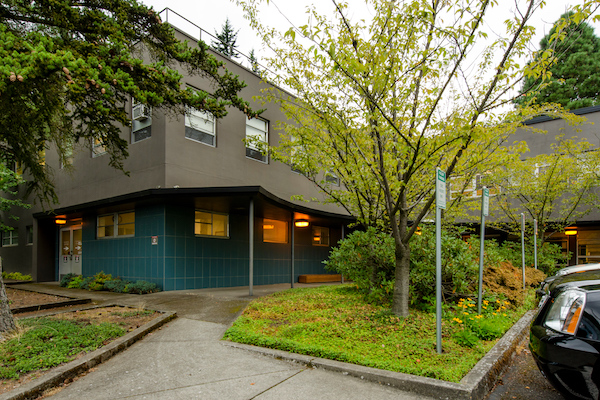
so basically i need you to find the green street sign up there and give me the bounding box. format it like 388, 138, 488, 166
482, 187, 489, 216
436, 168, 446, 210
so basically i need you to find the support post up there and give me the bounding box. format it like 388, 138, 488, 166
533, 219, 538, 270
291, 214, 295, 288
478, 187, 488, 315
341, 224, 345, 284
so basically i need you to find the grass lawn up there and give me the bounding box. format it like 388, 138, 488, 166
223, 284, 532, 382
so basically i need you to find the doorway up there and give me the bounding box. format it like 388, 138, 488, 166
59, 227, 82, 277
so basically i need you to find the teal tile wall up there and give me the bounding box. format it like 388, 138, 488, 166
79, 200, 340, 291
82, 204, 165, 288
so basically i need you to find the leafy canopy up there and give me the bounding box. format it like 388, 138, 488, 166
0, 0, 258, 204
239, 0, 599, 316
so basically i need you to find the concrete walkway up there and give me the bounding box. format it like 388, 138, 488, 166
11, 283, 437, 400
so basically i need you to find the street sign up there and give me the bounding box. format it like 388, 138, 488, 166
482, 187, 489, 216
436, 168, 446, 210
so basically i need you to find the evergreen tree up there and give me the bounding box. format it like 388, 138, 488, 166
212, 18, 240, 59
249, 49, 261, 74
0, 1, 257, 205
516, 12, 600, 110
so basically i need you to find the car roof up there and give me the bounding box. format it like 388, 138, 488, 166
549, 270, 600, 293
556, 263, 600, 277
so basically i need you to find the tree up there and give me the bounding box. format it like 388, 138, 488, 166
0, 164, 30, 338
516, 11, 600, 110
211, 18, 240, 59
239, 0, 599, 316
0, 0, 257, 205
249, 49, 261, 74
486, 134, 600, 240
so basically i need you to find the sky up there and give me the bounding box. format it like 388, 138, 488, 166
140, 0, 599, 64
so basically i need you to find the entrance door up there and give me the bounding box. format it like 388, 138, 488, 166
60, 227, 82, 277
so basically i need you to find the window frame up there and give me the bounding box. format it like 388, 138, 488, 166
97, 211, 135, 239
92, 137, 107, 157
185, 107, 216, 147
325, 172, 340, 186
131, 98, 153, 143
263, 218, 288, 244
194, 210, 229, 238
245, 117, 269, 163
26, 225, 33, 245
1, 229, 18, 247
312, 226, 330, 246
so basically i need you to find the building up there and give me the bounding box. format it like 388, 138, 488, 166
0, 12, 352, 291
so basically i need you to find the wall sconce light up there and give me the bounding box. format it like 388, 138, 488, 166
263, 224, 275, 230
55, 218, 67, 225
295, 220, 309, 228
565, 227, 578, 236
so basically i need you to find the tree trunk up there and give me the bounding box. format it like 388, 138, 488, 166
391, 240, 411, 317
0, 258, 16, 339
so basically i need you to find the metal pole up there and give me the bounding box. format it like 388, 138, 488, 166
341, 224, 345, 284
478, 189, 487, 315
249, 198, 254, 296
533, 219, 538, 270
291, 215, 295, 289
521, 213, 526, 291
436, 205, 442, 354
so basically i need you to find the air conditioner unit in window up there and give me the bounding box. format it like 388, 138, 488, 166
132, 103, 151, 121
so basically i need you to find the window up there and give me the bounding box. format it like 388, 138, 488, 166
186, 108, 216, 146
325, 172, 340, 186
263, 219, 287, 243
195, 210, 229, 237
26, 225, 33, 245
97, 211, 135, 238
312, 226, 330, 246
92, 138, 106, 157
1, 229, 18, 247
246, 118, 268, 162
60, 140, 74, 169
132, 99, 152, 143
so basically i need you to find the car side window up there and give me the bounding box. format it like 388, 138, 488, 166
576, 299, 600, 341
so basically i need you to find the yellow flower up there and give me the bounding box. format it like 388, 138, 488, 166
483, 300, 489, 305
503, 313, 507, 317
464, 312, 469, 315
496, 300, 501, 303
504, 301, 510, 305
453, 317, 463, 324
482, 306, 487, 310
493, 312, 497, 315
475, 315, 483, 319
467, 298, 472, 301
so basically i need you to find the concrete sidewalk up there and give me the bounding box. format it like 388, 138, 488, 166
5, 283, 526, 399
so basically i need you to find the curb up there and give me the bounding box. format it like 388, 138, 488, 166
0, 305, 177, 400
223, 310, 536, 400
10, 298, 92, 314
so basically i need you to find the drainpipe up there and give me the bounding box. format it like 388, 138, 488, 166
291, 212, 295, 289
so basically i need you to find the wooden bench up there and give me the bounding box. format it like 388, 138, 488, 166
298, 274, 342, 283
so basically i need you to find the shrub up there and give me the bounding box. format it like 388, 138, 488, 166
88, 271, 113, 291
125, 280, 160, 294
104, 278, 130, 293
324, 227, 395, 305
78, 276, 95, 290
409, 226, 479, 308
2, 272, 32, 281
60, 273, 79, 287
67, 275, 84, 289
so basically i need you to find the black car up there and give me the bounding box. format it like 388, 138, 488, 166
530, 269, 600, 399
537, 263, 600, 301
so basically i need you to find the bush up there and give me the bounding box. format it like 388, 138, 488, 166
409, 226, 479, 308
104, 278, 130, 293
125, 280, 160, 294
67, 275, 84, 289
88, 271, 113, 291
324, 227, 395, 305
60, 273, 79, 287
2, 272, 32, 281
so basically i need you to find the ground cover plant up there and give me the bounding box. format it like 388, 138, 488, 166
0, 307, 157, 382
224, 285, 535, 382
59, 272, 160, 294
1, 272, 32, 281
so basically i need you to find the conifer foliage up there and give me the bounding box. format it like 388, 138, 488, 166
0, 1, 256, 204
211, 18, 240, 59
517, 12, 600, 110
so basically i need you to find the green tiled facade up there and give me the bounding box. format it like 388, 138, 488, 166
64, 202, 340, 291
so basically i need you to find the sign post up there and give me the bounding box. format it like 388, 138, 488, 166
435, 168, 446, 354
521, 213, 526, 291
478, 187, 489, 315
